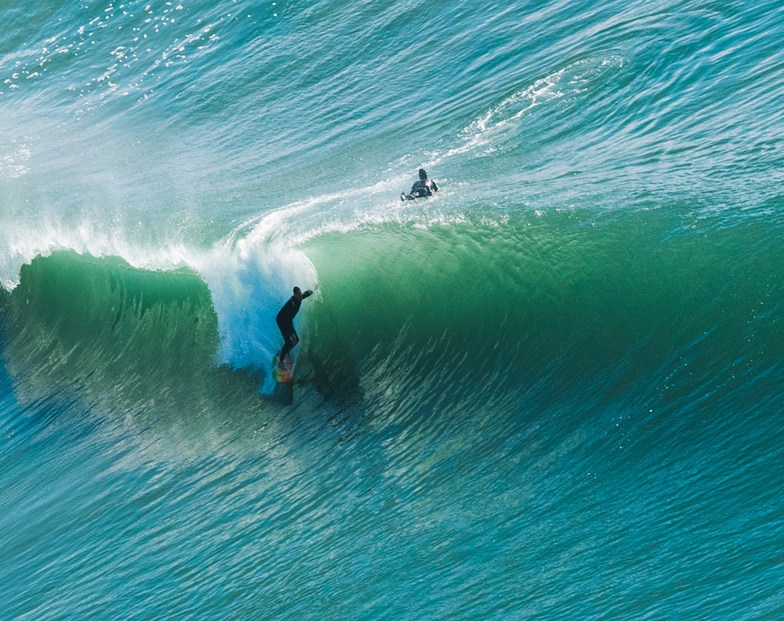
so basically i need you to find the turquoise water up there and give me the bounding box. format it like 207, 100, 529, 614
2, 0, 784, 618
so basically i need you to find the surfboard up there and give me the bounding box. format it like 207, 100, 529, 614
400, 190, 431, 201
272, 354, 294, 384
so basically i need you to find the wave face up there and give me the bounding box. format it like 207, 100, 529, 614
1, 251, 220, 408
2, 0, 784, 619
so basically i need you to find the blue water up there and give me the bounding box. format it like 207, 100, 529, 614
2, 0, 784, 618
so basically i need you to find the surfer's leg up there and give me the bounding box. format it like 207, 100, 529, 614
279, 340, 292, 365
277, 318, 292, 365
279, 326, 298, 364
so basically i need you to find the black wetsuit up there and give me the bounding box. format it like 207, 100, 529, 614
276, 290, 312, 362
409, 178, 438, 198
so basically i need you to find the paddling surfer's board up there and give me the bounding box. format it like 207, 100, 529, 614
272, 355, 294, 384
400, 191, 431, 201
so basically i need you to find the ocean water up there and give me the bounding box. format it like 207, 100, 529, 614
2, 0, 784, 618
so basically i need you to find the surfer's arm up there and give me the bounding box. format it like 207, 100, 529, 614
302, 289, 314, 299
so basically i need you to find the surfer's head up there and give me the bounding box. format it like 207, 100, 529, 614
293, 286, 302, 300
419, 168, 427, 179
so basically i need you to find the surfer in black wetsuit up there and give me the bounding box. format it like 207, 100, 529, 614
276, 286, 314, 366
401, 168, 438, 200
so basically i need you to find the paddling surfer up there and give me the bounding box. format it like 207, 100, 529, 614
276, 286, 314, 367
401, 168, 438, 200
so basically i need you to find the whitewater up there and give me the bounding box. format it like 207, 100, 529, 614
2, 0, 784, 618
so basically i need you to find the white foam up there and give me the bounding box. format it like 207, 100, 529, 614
191, 209, 319, 393
0, 218, 192, 291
